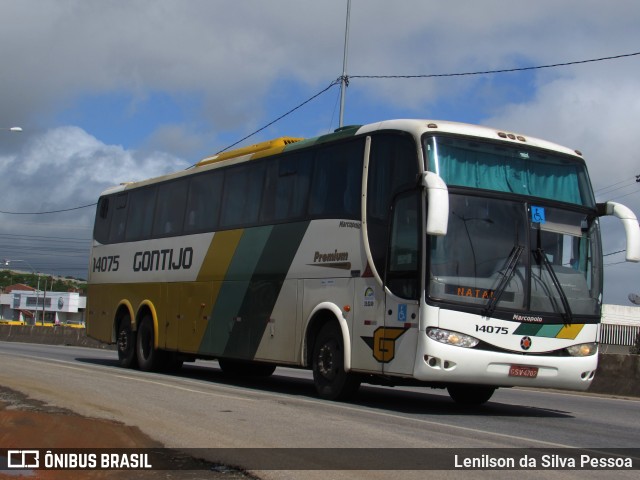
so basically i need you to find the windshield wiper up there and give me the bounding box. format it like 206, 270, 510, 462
534, 248, 574, 325
483, 245, 524, 318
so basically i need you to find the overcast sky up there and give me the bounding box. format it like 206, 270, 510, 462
0, 0, 638, 305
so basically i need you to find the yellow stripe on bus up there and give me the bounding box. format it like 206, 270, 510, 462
555, 324, 584, 340
197, 229, 244, 282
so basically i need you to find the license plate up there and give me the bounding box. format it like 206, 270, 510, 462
509, 365, 538, 378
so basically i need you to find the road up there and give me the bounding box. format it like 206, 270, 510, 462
0, 341, 638, 480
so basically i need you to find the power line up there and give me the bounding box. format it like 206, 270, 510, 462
349, 51, 640, 80
215, 78, 342, 155
5, 51, 640, 215
0, 203, 97, 215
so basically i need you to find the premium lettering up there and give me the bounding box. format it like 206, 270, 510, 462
314, 250, 349, 263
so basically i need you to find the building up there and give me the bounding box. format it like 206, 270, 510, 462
0, 284, 86, 326
600, 304, 640, 354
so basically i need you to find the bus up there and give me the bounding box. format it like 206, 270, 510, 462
87, 119, 640, 405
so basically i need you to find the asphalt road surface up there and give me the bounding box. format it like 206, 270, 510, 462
1, 341, 638, 480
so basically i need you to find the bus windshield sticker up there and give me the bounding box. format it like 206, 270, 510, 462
531, 206, 546, 224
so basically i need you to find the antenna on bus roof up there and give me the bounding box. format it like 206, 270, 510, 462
338, 0, 351, 128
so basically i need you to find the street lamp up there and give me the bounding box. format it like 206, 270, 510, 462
3, 259, 41, 324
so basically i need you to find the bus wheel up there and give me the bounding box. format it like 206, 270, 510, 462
447, 385, 496, 405
136, 315, 159, 372
116, 315, 137, 369
218, 359, 276, 377
312, 323, 360, 401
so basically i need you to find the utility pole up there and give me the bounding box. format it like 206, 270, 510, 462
338, 0, 351, 128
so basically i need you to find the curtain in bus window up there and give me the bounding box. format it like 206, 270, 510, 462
437, 143, 583, 205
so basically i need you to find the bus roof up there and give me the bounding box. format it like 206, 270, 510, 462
100, 119, 583, 196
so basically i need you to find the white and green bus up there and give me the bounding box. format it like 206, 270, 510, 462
87, 119, 640, 404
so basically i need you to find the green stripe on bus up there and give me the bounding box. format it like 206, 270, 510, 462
223, 221, 309, 359
199, 226, 273, 356
199, 222, 309, 358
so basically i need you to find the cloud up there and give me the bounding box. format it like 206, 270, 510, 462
484, 71, 640, 305
0, 0, 638, 297
0, 126, 187, 277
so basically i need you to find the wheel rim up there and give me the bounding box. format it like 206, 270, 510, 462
117, 328, 129, 354
317, 340, 339, 381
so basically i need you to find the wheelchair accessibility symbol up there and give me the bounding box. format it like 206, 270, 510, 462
531, 206, 546, 224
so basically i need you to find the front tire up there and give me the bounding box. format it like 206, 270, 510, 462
312, 322, 360, 400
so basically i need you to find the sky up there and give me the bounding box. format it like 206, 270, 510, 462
0, 0, 639, 305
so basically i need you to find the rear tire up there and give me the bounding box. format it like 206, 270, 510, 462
312, 322, 360, 400
136, 315, 160, 372
116, 315, 137, 369
447, 385, 496, 405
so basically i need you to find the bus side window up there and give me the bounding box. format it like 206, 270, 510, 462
152, 179, 188, 237
309, 140, 363, 219
94, 197, 112, 244
125, 187, 156, 242
261, 153, 312, 223
184, 170, 224, 233
367, 133, 419, 277
108, 193, 128, 244
220, 163, 265, 228
387, 191, 420, 300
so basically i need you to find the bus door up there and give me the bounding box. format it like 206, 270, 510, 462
381, 191, 421, 376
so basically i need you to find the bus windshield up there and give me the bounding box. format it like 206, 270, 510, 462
424, 135, 596, 208
428, 195, 602, 319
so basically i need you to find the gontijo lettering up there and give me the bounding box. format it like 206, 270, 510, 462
133, 247, 193, 272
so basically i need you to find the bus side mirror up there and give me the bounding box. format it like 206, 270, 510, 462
597, 201, 640, 262
421, 172, 449, 236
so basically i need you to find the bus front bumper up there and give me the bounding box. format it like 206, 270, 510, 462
413, 336, 598, 391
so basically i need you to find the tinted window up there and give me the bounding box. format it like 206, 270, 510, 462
261, 153, 312, 223
108, 193, 128, 243
309, 140, 363, 218
152, 180, 188, 237
220, 163, 266, 228
366, 134, 419, 274
93, 197, 112, 244
125, 187, 156, 241
184, 170, 224, 233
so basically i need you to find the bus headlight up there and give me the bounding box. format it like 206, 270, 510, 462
566, 343, 597, 357
427, 328, 479, 348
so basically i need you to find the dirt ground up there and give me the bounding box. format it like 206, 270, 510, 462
0, 386, 255, 480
